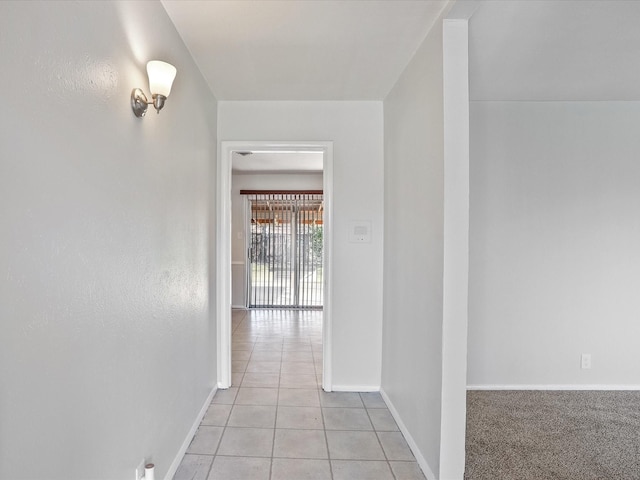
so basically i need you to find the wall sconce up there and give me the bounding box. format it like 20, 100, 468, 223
131, 60, 177, 117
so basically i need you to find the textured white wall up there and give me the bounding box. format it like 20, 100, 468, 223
0, 2, 217, 478
219, 101, 384, 389
382, 16, 446, 479
468, 101, 640, 387
231, 173, 323, 307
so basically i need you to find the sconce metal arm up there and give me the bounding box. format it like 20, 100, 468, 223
131, 88, 167, 117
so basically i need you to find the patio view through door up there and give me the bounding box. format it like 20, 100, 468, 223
244, 191, 323, 308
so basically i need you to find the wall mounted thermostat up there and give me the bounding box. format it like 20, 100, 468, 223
348, 221, 372, 243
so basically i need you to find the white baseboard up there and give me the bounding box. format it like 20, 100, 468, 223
164, 385, 217, 480
231, 305, 247, 309
380, 388, 437, 480
331, 385, 380, 392
467, 384, 640, 391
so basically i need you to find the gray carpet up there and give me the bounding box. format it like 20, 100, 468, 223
465, 390, 640, 480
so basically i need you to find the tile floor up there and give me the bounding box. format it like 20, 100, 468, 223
173, 309, 426, 480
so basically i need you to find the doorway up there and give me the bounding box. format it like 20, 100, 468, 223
217, 141, 334, 391
246, 192, 324, 309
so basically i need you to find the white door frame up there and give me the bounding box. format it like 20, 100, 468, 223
217, 141, 334, 391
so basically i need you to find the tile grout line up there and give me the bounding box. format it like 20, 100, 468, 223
314, 342, 334, 480
204, 312, 246, 480
178, 310, 428, 479
361, 392, 397, 480
269, 336, 284, 480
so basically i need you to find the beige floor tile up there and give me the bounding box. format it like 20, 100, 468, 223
232, 341, 255, 351
325, 431, 385, 460
201, 404, 232, 426
250, 351, 283, 362
276, 406, 324, 429
231, 360, 248, 373
360, 392, 387, 409
231, 350, 252, 361
368, 408, 399, 431
280, 374, 317, 388
322, 407, 373, 431
319, 391, 364, 408
172, 454, 213, 480
186, 426, 224, 455
331, 460, 394, 480
273, 429, 328, 459
270, 458, 331, 480
277, 388, 320, 407
228, 405, 277, 428
242, 372, 280, 388
280, 362, 316, 375
378, 431, 415, 461
216, 427, 274, 457
231, 372, 244, 387
211, 387, 238, 405
282, 351, 314, 363
246, 360, 282, 373
235, 387, 279, 406
389, 461, 427, 480
207, 456, 270, 480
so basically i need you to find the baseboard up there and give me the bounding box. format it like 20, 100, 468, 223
231, 305, 246, 309
467, 384, 640, 391
380, 388, 437, 480
164, 385, 217, 480
331, 384, 380, 392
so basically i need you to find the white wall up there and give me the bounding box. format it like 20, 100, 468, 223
440, 19, 470, 480
0, 2, 218, 479
231, 173, 323, 307
468, 101, 640, 387
219, 102, 384, 389
382, 15, 446, 479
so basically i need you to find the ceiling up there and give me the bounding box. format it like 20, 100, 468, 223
469, 0, 640, 101
161, 0, 449, 100
161, 0, 640, 103
232, 151, 324, 174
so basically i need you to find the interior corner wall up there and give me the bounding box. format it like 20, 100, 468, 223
219, 101, 384, 389
468, 101, 640, 387
382, 16, 446, 478
0, 2, 218, 479
231, 173, 323, 307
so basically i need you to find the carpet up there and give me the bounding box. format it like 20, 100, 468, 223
465, 390, 640, 480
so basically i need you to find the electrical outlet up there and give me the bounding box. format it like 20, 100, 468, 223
581, 353, 592, 369
135, 459, 146, 480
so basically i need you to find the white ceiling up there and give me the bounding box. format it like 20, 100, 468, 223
469, 0, 640, 101
232, 151, 324, 174
161, 0, 640, 103
161, 0, 449, 100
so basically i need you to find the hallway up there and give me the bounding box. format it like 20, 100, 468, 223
173, 309, 425, 479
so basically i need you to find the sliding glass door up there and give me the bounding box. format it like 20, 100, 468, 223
246, 192, 323, 308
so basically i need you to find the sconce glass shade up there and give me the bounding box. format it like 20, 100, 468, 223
147, 60, 177, 98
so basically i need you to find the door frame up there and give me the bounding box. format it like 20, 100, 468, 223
217, 141, 334, 391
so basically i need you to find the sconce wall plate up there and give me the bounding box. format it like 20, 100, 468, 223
131, 88, 149, 117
